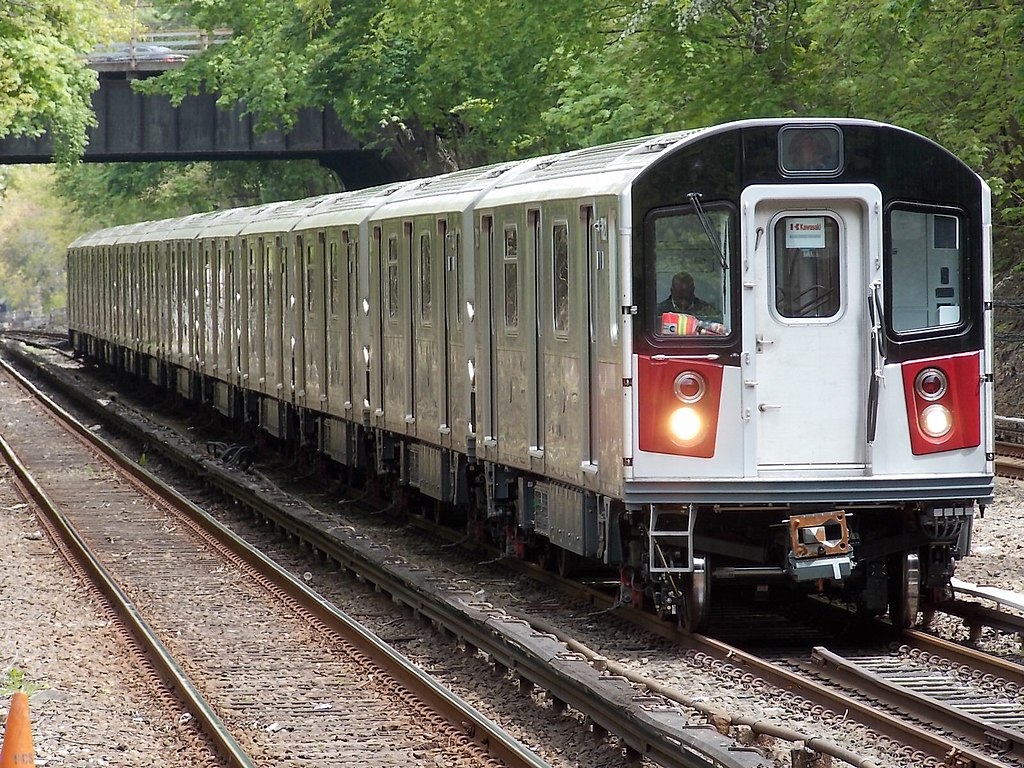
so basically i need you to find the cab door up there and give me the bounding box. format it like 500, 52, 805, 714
744, 186, 882, 471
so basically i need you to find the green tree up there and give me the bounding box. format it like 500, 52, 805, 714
54, 160, 339, 225
84, 0, 1024, 244
139, 0, 605, 171
0, 167, 81, 312
0, 0, 132, 164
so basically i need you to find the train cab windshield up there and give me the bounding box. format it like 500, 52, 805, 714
648, 205, 732, 338
888, 207, 967, 333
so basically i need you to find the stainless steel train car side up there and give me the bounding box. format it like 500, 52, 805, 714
68, 118, 993, 631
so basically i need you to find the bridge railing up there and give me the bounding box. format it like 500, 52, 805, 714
85, 29, 232, 71
135, 29, 234, 56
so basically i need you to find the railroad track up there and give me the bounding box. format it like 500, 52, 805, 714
0, 357, 547, 768
0, 345, 773, 767
6, 340, 1024, 768
996, 441, 1024, 479
523, 571, 1024, 768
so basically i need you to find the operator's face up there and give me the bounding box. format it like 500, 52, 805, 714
672, 276, 694, 304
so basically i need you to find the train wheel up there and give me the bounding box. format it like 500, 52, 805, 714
556, 547, 577, 578
681, 556, 710, 633
430, 499, 445, 525
888, 552, 921, 629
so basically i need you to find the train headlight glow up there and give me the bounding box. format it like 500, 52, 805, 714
668, 407, 703, 444
920, 403, 953, 438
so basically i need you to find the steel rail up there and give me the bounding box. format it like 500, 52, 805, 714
10, 342, 1022, 767
0, 344, 774, 768
0, 354, 550, 768
810, 646, 1024, 764
499, 556, 1021, 768
0, 372, 256, 768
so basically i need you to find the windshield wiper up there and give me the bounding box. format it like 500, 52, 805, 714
866, 280, 886, 443
687, 192, 728, 272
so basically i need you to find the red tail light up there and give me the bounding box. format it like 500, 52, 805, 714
901, 353, 981, 455
638, 357, 723, 458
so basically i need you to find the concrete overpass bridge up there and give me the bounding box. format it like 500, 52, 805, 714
0, 35, 410, 189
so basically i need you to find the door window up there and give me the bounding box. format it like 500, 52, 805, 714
773, 215, 841, 319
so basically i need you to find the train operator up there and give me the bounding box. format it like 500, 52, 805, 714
656, 271, 715, 316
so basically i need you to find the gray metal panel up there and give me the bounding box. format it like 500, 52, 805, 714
623, 476, 995, 505
536, 481, 599, 557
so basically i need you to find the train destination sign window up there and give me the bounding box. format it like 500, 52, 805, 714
779, 127, 843, 175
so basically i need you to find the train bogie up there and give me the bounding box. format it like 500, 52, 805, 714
68, 118, 993, 630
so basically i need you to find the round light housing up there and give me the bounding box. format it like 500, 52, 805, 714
920, 403, 953, 438
668, 406, 703, 445
673, 371, 706, 403
914, 368, 947, 401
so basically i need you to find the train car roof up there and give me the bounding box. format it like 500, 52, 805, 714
475, 128, 705, 208
236, 195, 339, 236
351, 161, 526, 221
72, 118, 979, 251
138, 211, 217, 242
285, 182, 410, 232
68, 224, 131, 249
191, 204, 272, 239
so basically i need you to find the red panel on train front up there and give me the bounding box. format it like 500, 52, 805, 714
901, 351, 982, 455
637, 356, 724, 458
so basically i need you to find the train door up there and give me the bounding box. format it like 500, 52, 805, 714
481, 215, 497, 446
745, 187, 881, 470
437, 219, 452, 443
292, 235, 307, 402
299, 232, 325, 407
404, 221, 416, 427
582, 205, 598, 472
338, 230, 355, 411
528, 210, 545, 456
444, 223, 464, 443
318, 231, 330, 407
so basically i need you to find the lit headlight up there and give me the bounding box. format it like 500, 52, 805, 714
920, 403, 952, 438
668, 406, 703, 444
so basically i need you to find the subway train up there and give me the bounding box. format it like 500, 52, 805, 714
67, 118, 994, 631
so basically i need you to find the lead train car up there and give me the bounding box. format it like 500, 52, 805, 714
67, 118, 994, 631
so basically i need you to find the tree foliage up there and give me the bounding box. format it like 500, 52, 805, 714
135, 1, 1022, 213
0, 167, 78, 312
53, 160, 339, 227
41, 0, 1024, 253
0, 0, 132, 163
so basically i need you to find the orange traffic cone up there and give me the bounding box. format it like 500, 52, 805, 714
0, 690, 35, 768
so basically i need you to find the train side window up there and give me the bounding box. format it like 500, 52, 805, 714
306, 241, 315, 312
772, 215, 841, 319
504, 224, 519, 330
248, 245, 257, 299
387, 234, 399, 321
454, 230, 463, 326
552, 221, 569, 333
889, 207, 965, 332
330, 237, 340, 315
420, 231, 432, 322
